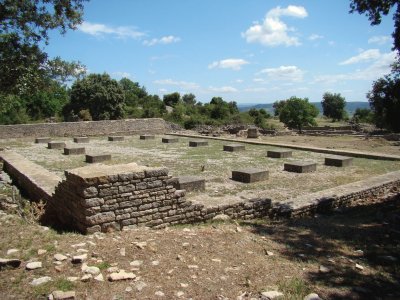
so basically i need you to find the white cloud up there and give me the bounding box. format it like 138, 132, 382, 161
258, 65, 304, 82
339, 49, 381, 65
315, 51, 396, 83
143, 35, 181, 46
208, 86, 238, 93
253, 78, 265, 83
112, 71, 132, 78
309, 34, 323, 41
235, 79, 244, 83
208, 59, 249, 70
244, 87, 268, 92
368, 35, 391, 45
242, 5, 307, 47
154, 79, 199, 90
78, 21, 145, 39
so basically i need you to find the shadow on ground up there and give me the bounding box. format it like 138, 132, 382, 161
244, 195, 400, 299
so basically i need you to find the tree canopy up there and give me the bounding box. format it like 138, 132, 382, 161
321, 92, 347, 121
64, 73, 125, 121
367, 73, 400, 132
279, 97, 319, 132
350, 0, 400, 58
0, 0, 87, 94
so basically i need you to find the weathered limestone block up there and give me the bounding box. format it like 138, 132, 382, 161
284, 161, 317, 173
35, 137, 51, 143
174, 177, 205, 192
108, 136, 124, 142
247, 128, 258, 138
64, 147, 85, 155
267, 149, 293, 158
232, 168, 269, 183
223, 144, 245, 152
82, 198, 104, 208
325, 156, 353, 167
85, 211, 115, 226
162, 137, 179, 143
48, 141, 66, 149
73, 136, 90, 143
85, 154, 111, 163
189, 140, 208, 147
140, 135, 155, 140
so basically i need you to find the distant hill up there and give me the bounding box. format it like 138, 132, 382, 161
238, 101, 370, 115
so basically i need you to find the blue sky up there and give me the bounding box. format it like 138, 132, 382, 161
46, 0, 396, 104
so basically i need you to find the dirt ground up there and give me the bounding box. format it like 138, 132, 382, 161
0, 194, 399, 300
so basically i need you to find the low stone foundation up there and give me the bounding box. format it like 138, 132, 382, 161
49, 163, 271, 233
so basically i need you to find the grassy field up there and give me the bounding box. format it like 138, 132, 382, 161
1, 135, 400, 207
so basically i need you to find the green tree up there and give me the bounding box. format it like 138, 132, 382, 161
352, 108, 374, 123
163, 92, 181, 107
350, 0, 400, 68
321, 92, 347, 121
0, 0, 88, 94
273, 100, 287, 116
367, 74, 400, 131
279, 97, 319, 132
64, 73, 125, 121
182, 93, 197, 106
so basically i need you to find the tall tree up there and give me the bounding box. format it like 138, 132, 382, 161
367, 73, 400, 132
64, 73, 125, 121
163, 92, 181, 107
279, 97, 319, 132
0, 0, 88, 94
350, 0, 400, 60
321, 92, 347, 121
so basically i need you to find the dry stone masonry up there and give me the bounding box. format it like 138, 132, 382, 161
49, 163, 271, 233
175, 176, 206, 192
108, 136, 124, 142
232, 168, 269, 183
85, 154, 111, 164
48, 142, 66, 149
267, 149, 293, 158
325, 156, 353, 167
64, 147, 85, 155
223, 144, 245, 152
284, 161, 317, 173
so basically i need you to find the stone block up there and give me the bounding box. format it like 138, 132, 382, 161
223, 144, 245, 152
140, 135, 155, 140
64, 147, 85, 155
189, 140, 208, 147
162, 137, 179, 143
47, 141, 66, 149
35, 137, 51, 144
325, 156, 353, 167
108, 136, 124, 142
175, 176, 205, 192
267, 149, 293, 158
232, 168, 269, 183
86, 154, 111, 163
74, 136, 90, 143
247, 128, 259, 138
284, 161, 317, 173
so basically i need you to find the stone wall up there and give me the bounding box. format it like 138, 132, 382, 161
49, 163, 271, 233
0, 118, 167, 139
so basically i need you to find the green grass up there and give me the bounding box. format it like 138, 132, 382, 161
277, 277, 312, 299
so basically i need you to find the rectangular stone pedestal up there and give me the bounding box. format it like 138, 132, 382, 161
232, 168, 269, 183
48, 142, 66, 149
162, 137, 179, 143
176, 176, 205, 192
284, 161, 317, 173
35, 137, 51, 144
86, 154, 111, 163
325, 156, 353, 167
140, 135, 155, 140
74, 137, 89, 143
267, 149, 292, 158
223, 144, 245, 152
189, 140, 208, 147
64, 147, 85, 155
247, 128, 259, 138
108, 136, 124, 142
